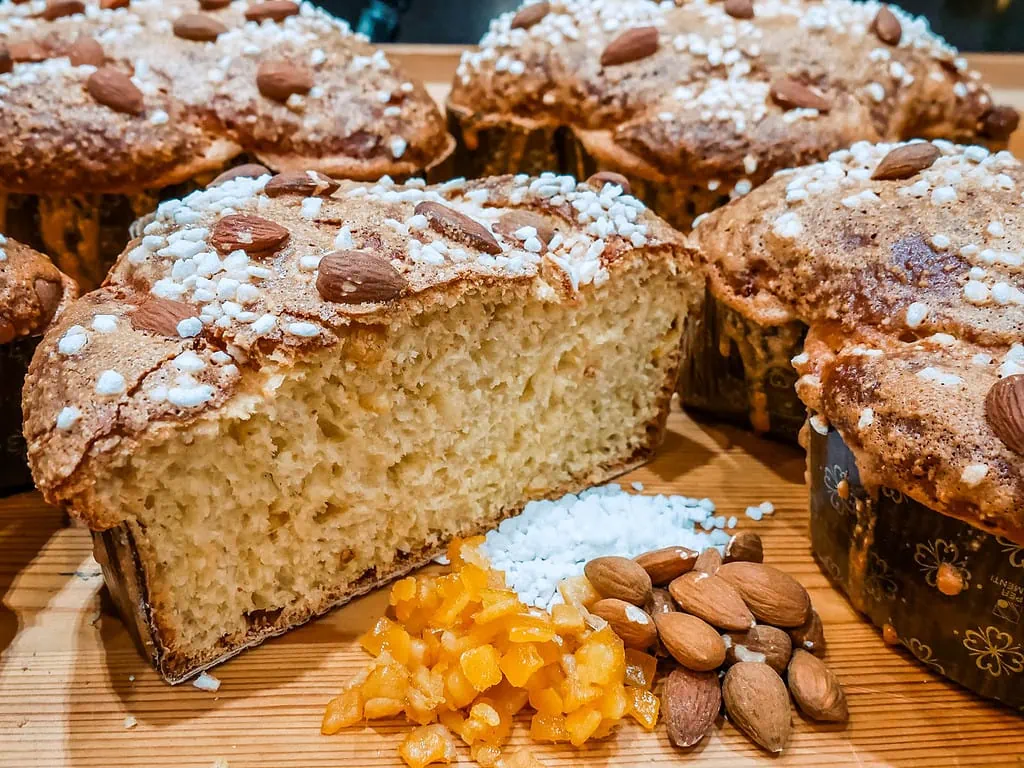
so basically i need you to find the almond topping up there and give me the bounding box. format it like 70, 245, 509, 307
668, 571, 754, 631
717, 562, 811, 627
129, 296, 196, 337
724, 0, 754, 20
9, 41, 49, 63
209, 214, 290, 257
208, 164, 271, 188
173, 13, 228, 42
770, 78, 831, 112
634, 546, 698, 585
100, 0, 130, 8
662, 667, 721, 748
67, 36, 105, 68
245, 0, 300, 23
41, 0, 85, 21
199, 0, 232, 8
586, 171, 632, 195
985, 375, 1024, 454
589, 598, 657, 650
871, 6, 902, 46
510, 1, 549, 30
787, 650, 848, 723
584, 555, 653, 606
265, 170, 340, 199
87, 67, 144, 115
0, 46, 12, 75
871, 143, 941, 180
654, 612, 726, 672
315, 251, 408, 305
600, 26, 659, 67
414, 201, 502, 256
981, 105, 1020, 141
256, 59, 314, 102
722, 662, 792, 753
33, 279, 62, 325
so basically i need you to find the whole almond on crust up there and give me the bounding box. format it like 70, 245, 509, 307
42, 0, 85, 20
200, 0, 232, 8
208, 163, 271, 188
257, 60, 314, 102
669, 571, 754, 631
723, 662, 792, 753
315, 250, 408, 305
871, 143, 940, 181
724, 0, 754, 20
635, 546, 698, 585
662, 667, 721, 748
87, 67, 144, 115
724, 532, 764, 564
210, 214, 290, 257
871, 6, 902, 46
101, 0, 130, 8
985, 375, 1024, 454
724, 624, 792, 675
647, 587, 677, 615
718, 562, 811, 627
130, 296, 196, 337
693, 546, 722, 575
9, 41, 49, 63
770, 78, 831, 113
265, 170, 340, 199
654, 612, 726, 671
0, 46, 12, 75
590, 598, 657, 650
493, 210, 555, 248
600, 26, 659, 67
789, 608, 827, 656
510, 1, 549, 30
245, 0, 300, 22
67, 36, 104, 68
173, 13, 228, 42
587, 171, 632, 195
414, 201, 502, 256
33, 279, 62, 324
981, 105, 1020, 141
787, 649, 848, 723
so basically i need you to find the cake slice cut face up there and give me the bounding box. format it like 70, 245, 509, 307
23, 172, 699, 682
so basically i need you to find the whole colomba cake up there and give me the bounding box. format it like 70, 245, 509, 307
0, 0, 453, 288
0, 232, 76, 492
23, 169, 699, 682
695, 139, 1024, 707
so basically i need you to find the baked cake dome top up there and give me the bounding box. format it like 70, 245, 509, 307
450, 0, 1017, 198
694, 139, 1024, 543
0, 0, 453, 194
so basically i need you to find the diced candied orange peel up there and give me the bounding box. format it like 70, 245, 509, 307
323, 539, 641, 766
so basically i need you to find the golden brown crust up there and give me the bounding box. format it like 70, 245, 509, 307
694, 139, 1024, 543
0, 0, 451, 194
449, 0, 1015, 202
0, 233, 78, 341
23, 171, 692, 523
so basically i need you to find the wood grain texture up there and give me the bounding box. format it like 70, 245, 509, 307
2, 410, 1022, 768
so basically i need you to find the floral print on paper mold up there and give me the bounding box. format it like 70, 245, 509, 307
962, 626, 1024, 678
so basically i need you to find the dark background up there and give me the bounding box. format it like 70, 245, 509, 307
320, 0, 1023, 50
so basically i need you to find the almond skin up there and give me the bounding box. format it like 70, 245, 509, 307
33, 279, 62, 325
173, 13, 228, 42
635, 546, 698, 585
584, 556, 653, 606
662, 666, 721, 748
724, 624, 792, 675
42, 0, 85, 21
510, 1, 549, 30
209, 214, 290, 257
717, 562, 811, 627
647, 587, 677, 615
415, 201, 503, 256
315, 250, 408, 305
100, 0, 130, 8
208, 164, 271, 188
871, 6, 902, 46
129, 296, 196, 337
67, 36, 104, 67
693, 546, 722, 575
87, 66, 144, 115
0, 46, 11, 75
787, 649, 849, 723
669, 571, 754, 631
654, 612, 726, 672
724, 532, 764, 564
981, 105, 1020, 141
245, 0, 300, 22
265, 170, 340, 198
492, 210, 555, 247
985, 375, 1024, 454
770, 77, 831, 112
199, 0, 232, 8
723, 662, 792, 753
871, 143, 941, 181
789, 608, 827, 657
590, 598, 657, 650
257, 60, 314, 102
724, 0, 754, 19
600, 26, 659, 67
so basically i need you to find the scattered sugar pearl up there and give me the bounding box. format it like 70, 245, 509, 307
192, 672, 221, 692
251, 314, 277, 335
177, 317, 202, 338
56, 406, 81, 431
987, 221, 1005, 238
963, 280, 990, 304
809, 414, 829, 435
287, 322, 319, 337
58, 327, 88, 355
791, 352, 810, 366
745, 501, 775, 522
905, 302, 929, 328
960, 464, 989, 487
96, 370, 126, 396
300, 197, 323, 220
92, 314, 118, 333
929, 234, 950, 250
173, 351, 206, 373
858, 408, 874, 429
773, 212, 803, 239
390, 136, 408, 159
168, 384, 215, 408
972, 353, 993, 366
931, 186, 957, 205
123, 715, 137, 730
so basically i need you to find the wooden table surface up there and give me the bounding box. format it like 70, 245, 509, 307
2, 410, 1023, 768
3, 48, 1024, 768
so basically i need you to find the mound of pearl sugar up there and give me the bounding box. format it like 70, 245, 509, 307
482, 484, 751, 610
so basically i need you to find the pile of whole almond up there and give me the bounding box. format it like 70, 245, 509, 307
581, 531, 847, 754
